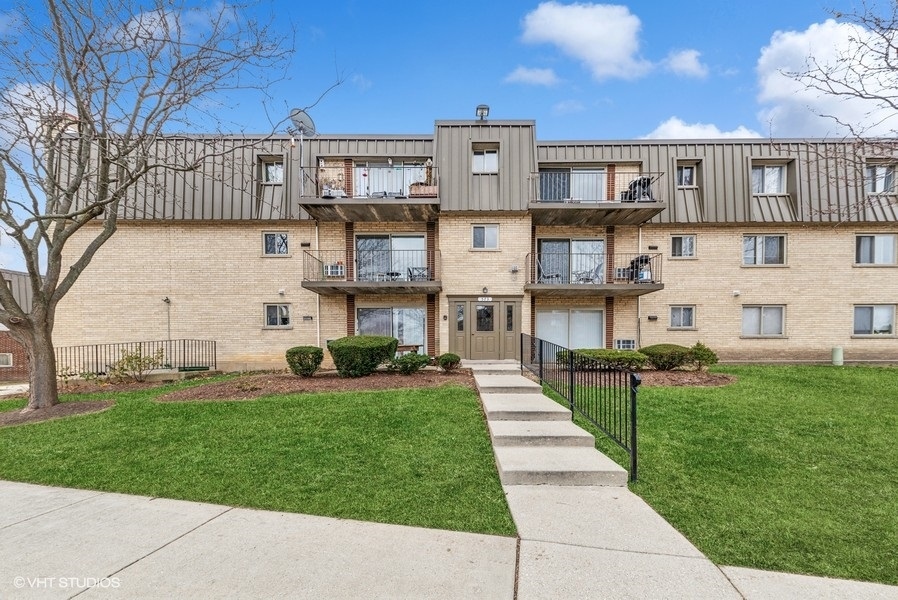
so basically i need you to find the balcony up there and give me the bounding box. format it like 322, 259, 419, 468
298, 164, 440, 222
524, 252, 663, 297
529, 171, 666, 226
301, 250, 441, 295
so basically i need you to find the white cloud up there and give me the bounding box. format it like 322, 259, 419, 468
551, 100, 586, 115
521, 2, 651, 81
351, 74, 372, 91
756, 19, 897, 137
664, 49, 708, 78
504, 66, 560, 86
642, 117, 761, 139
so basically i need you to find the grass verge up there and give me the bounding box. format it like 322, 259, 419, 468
547, 365, 898, 586
0, 381, 516, 537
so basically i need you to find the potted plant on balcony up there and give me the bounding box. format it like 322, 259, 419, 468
409, 181, 437, 197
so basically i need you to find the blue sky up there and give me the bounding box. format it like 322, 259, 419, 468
223, 0, 869, 140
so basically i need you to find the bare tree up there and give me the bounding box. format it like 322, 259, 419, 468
0, 0, 296, 410
780, 2, 898, 220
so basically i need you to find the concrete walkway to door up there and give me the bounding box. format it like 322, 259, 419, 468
465, 359, 898, 599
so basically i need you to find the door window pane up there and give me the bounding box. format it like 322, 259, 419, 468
476, 305, 494, 332
506, 305, 514, 332
456, 303, 465, 332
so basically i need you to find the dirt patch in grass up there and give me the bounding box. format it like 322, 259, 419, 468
158, 369, 478, 402
0, 400, 114, 428
638, 370, 737, 387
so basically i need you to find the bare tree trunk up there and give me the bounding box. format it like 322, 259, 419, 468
18, 324, 59, 411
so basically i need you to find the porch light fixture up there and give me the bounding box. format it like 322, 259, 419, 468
476, 105, 489, 120
482, 287, 488, 294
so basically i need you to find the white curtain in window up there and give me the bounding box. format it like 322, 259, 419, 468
875, 235, 896, 264
535, 310, 569, 348
569, 310, 603, 349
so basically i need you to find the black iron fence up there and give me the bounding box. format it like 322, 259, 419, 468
55, 339, 217, 377
521, 333, 640, 481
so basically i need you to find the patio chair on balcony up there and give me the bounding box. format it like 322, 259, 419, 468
621, 176, 655, 202
407, 267, 431, 281
572, 263, 604, 284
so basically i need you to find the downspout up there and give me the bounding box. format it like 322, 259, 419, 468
315, 222, 321, 348
636, 225, 643, 348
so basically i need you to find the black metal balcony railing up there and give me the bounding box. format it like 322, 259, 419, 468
530, 171, 664, 204
527, 252, 662, 285
299, 165, 439, 199
303, 250, 440, 282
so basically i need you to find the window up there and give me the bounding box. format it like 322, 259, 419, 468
742, 306, 784, 337
865, 164, 896, 194
260, 158, 284, 184
670, 306, 695, 329
854, 305, 895, 335
472, 224, 498, 250
264, 304, 290, 328
671, 235, 696, 258
614, 339, 636, 350
751, 165, 785, 194
472, 148, 499, 174
856, 234, 897, 265
743, 235, 785, 265
676, 165, 695, 187
356, 234, 426, 281
537, 239, 605, 283
357, 307, 425, 353
263, 232, 289, 256
0, 353, 12, 367
535, 309, 604, 349
538, 168, 607, 202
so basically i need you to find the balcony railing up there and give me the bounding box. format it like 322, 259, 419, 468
527, 252, 662, 285
303, 250, 440, 282
530, 171, 664, 204
299, 165, 439, 199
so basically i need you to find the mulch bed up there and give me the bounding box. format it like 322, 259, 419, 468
0, 368, 735, 427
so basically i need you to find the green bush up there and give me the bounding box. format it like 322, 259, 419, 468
327, 335, 398, 378
108, 346, 165, 382
578, 349, 648, 371
557, 349, 648, 371
286, 346, 324, 377
389, 353, 432, 375
437, 353, 461, 372
639, 343, 691, 371
690, 341, 719, 371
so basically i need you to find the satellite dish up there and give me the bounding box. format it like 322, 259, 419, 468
289, 108, 316, 136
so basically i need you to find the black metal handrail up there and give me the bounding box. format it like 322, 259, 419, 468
55, 339, 217, 377
526, 252, 662, 285
521, 334, 639, 481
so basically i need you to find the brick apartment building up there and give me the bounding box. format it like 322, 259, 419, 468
0, 269, 34, 381
53, 116, 898, 370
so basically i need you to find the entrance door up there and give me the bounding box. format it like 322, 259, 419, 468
470, 302, 499, 360
450, 298, 521, 360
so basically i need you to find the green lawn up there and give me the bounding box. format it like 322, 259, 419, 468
0, 380, 516, 536
559, 365, 898, 586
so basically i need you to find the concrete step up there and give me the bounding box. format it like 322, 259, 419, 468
493, 446, 628, 487
480, 393, 572, 422
465, 363, 523, 377
488, 420, 595, 447
475, 375, 543, 395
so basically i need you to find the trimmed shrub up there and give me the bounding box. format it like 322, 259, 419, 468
389, 353, 432, 375
578, 349, 648, 371
639, 343, 691, 371
558, 349, 648, 371
327, 335, 398, 378
437, 352, 461, 372
286, 346, 324, 377
690, 341, 719, 371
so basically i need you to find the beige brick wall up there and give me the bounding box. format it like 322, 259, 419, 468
54, 219, 898, 368
437, 214, 532, 354
636, 223, 898, 361
56, 222, 325, 371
